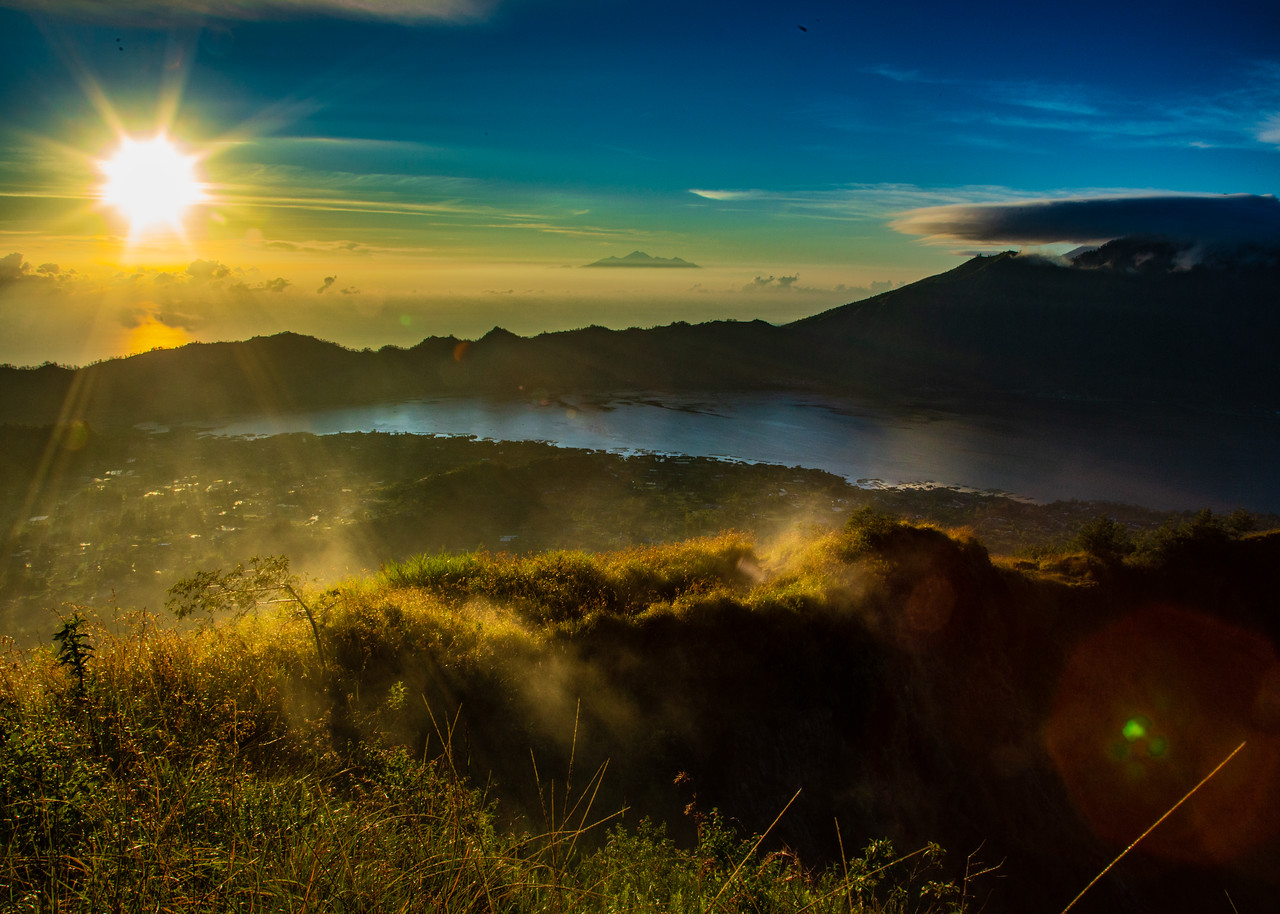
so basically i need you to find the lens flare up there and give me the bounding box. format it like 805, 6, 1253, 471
1047, 606, 1280, 864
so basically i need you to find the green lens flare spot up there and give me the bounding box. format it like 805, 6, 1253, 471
1148, 736, 1168, 757
399, 314, 413, 327
1123, 716, 1150, 741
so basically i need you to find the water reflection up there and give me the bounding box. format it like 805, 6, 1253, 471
198, 393, 1280, 512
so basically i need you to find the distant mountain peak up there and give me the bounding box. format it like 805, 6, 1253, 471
583, 251, 700, 268
479, 326, 521, 343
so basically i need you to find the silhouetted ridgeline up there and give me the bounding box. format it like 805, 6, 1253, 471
2, 238, 1279, 425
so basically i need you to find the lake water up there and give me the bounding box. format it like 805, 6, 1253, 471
200, 393, 1280, 513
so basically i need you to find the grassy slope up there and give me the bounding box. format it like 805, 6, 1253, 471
4, 512, 1279, 912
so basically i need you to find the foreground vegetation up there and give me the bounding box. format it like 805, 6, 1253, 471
5, 506, 1279, 912
2, 526, 987, 913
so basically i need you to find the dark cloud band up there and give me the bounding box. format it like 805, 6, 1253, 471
892, 193, 1280, 246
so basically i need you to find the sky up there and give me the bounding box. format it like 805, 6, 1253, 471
0, 0, 1277, 366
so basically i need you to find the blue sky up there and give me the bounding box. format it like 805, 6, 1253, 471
0, 0, 1277, 364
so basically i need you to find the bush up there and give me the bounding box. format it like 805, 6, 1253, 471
1069, 516, 1135, 564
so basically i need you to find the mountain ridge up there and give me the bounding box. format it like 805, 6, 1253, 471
582, 250, 699, 268
3, 241, 1278, 426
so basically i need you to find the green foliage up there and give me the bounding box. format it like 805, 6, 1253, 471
51, 612, 93, 698
0, 723, 106, 876
576, 816, 968, 914
1225, 507, 1257, 535
380, 534, 757, 626
1138, 507, 1250, 567
381, 550, 487, 597
0, 524, 996, 913
167, 554, 329, 670
0, 614, 972, 912
843, 507, 911, 555
166, 554, 295, 619
1069, 516, 1135, 564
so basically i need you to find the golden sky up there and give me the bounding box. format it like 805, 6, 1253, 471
2, 0, 1277, 365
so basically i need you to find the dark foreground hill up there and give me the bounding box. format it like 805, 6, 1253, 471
5, 515, 1279, 912
2, 237, 1278, 425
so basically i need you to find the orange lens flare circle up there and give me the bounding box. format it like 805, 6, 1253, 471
1046, 605, 1280, 866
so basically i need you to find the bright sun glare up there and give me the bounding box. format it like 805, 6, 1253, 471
100, 134, 205, 236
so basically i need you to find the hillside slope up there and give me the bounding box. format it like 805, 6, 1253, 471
7, 517, 1278, 913
788, 245, 1280, 402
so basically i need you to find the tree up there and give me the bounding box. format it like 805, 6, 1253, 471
1070, 516, 1135, 565
166, 555, 329, 670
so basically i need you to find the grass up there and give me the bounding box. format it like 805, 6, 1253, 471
0, 525, 980, 913
8, 509, 1272, 912
378, 533, 758, 623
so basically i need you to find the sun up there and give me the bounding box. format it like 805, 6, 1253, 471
100, 134, 206, 236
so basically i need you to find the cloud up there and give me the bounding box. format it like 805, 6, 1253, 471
688, 189, 767, 202
891, 193, 1280, 246
861, 60, 1280, 153
0, 252, 67, 286
187, 260, 232, 282
256, 235, 377, 256
0, 0, 494, 24
317, 275, 337, 294
828, 280, 904, 301
688, 183, 1042, 221
230, 277, 292, 293
0, 252, 28, 283
1259, 114, 1280, 146
744, 274, 799, 290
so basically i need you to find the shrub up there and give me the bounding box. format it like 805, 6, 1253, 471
843, 507, 912, 555
1069, 516, 1135, 564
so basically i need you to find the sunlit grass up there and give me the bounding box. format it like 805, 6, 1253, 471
1, 523, 988, 912
379, 532, 758, 624
0, 620, 967, 912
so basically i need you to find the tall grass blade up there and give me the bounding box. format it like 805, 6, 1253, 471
702, 787, 801, 914
1060, 740, 1247, 914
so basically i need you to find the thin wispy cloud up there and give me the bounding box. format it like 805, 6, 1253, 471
689, 183, 1048, 219
863, 67, 1101, 117
862, 65, 930, 84
251, 136, 451, 156
862, 60, 1280, 152
688, 189, 765, 202
1258, 113, 1280, 146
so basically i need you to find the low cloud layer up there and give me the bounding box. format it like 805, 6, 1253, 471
0, 252, 68, 285
892, 193, 1280, 247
